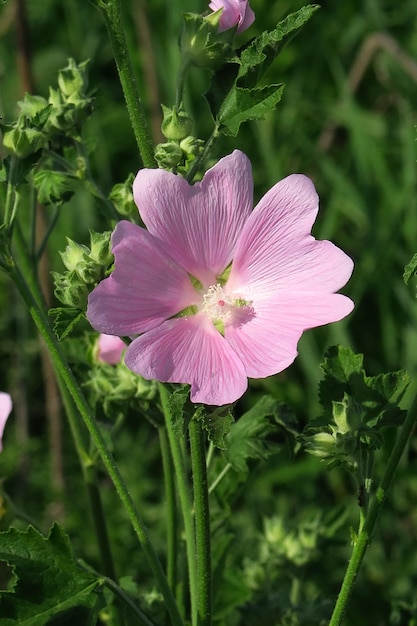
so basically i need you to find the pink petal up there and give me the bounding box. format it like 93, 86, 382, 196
227, 174, 354, 297
225, 293, 354, 378
133, 151, 253, 287
124, 314, 248, 405
0, 392, 12, 452
209, 0, 255, 33
87, 221, 198, 336
97, 334, 126, 364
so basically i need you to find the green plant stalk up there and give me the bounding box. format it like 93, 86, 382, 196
189, 418, 212, 626
12, 222, 122, 619
329, 392, 417, 626
79, 560, 156, 626
186, 123, 220, 183
175, 58, 192, 110
9, 261, 184, 626
96, 0, 156, 168
159, 427, 178, 593
158, 382, 197, 626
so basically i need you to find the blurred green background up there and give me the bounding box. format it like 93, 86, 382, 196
1, 1, 417, 624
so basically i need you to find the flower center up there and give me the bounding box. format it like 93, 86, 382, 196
200, 283, 252, 332
201, 284, 234, 322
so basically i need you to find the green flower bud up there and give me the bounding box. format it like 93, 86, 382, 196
60, 239, 90, 272
18, 94, 50, 124
2, 126, 44, 158
179, 135, 204, 157
109, 175, 136, 218
332, 393, 362, 434
179, 12, 238, 70
155, 141, 183, 170
304, 431, 335, 458
57, 59, 90, 100
161, 104, 193, 141
76, 259, 103, 284
52, 270, 89, 308
89, 231, 112, 267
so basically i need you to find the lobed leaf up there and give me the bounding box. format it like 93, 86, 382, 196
0, 524, 103, 626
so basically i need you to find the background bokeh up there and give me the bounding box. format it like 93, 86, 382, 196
1, 1, 417, 624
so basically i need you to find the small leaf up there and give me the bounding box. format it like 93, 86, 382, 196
224, 396, 298, 474
32, 169, 75, 205
197, 406, 234, 450
319, 345, 410, 430
206, 5, 318, 129
219, 84, 284, 136
49, 307, 85, 340
403, 252, 417, 285
0, 524, 103, 626
238, 5, 320, 89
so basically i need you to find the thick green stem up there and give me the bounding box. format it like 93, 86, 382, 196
95, 0, 156, 168
9, 263, 183, 626
158, 383, 197, 625
329, 391, 417, 625
159, 427, 178, 594
189, 418, 212, 626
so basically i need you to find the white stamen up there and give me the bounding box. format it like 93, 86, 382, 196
201, 284, 251, 322
201, 284, 233, 321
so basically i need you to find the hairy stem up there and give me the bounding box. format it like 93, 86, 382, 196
159, 383, 197, 625
189, 418, 212, 626
95, 0, 156, 168
329, 391, 417, 625
9, 262, 183, 626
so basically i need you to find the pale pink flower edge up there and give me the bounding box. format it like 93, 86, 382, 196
0, 392, 12, 452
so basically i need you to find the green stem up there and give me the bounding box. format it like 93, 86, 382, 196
159, 427, 178, 594
95, 0, 156, 168
79, 560, 156, 626
189, 418, 212, 626
186, 123, 220, 183
329, 391, 417, 626
9, 262, 184, 626
158, 383, 197, 625
175, 58, 192, 110
208, 462, 232, 495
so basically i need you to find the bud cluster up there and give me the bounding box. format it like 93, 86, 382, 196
303, 393, 379, 472
2, 59, 93, 159
53, 231, 112, 309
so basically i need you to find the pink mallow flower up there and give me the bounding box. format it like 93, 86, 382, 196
87, 151, 354, 406
97, 333, 126, 365
209, 0, 255, 33
0, 392, 12, 452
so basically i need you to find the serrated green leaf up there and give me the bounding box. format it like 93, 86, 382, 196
219, 84, 284, 136
32, 169, 75, 205
224, 396, 298, 474
319, 345, 410, 430
0, 524, 103, 626
197, 406, 234, 449
403, 252, 417, 285
206, 6, 318, 135
238, 5, 319, 89
49, 307, 84, 340
166, 384, 192, 437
